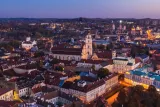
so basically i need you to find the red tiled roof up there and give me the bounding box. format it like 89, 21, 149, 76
80, 59, 104, 64
95, 51, 112, 59
52, 47, 82, 55
135, 57, 142, 63
70, 79, 105, 93
81, 76, 97, 82
69, 73, 117, 93
0, 100, 20, 107
52, 50, 81, 55
0, 88, 13, 96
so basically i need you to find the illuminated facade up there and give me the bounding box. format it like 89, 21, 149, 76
60, 74, 118, 103
112, 57, 140, 73
125, 65, 160, 90
22, 37, 37, 50
52, 34, 93, 61
0, 89, 14, 101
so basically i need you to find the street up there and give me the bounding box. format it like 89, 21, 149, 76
107, 92, 119, 106
106, 81, 131, 106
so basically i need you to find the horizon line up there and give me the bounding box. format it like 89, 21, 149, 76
0, 17, 160, 20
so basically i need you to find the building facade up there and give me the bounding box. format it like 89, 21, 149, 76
112, 57, 140, 73
22, 37, 37, 50
51, 34, 93, 61
125, 66, 160, 90
60, 74, 118, 103
0, 89, 14, 101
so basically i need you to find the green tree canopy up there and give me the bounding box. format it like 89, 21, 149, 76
55, 66, 64, 72
9, 40, 21, 48
34, 51, 45, 58
97, 68, 109, 79
117, 89, 127, 105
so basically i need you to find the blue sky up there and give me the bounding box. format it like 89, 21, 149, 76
0, 0, 160, 18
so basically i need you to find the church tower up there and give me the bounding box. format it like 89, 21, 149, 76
85, 33, 93, 59
81, 33, 93, 59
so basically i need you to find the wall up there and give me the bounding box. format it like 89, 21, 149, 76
0, 90, 14, 101
53, 54, 81, 61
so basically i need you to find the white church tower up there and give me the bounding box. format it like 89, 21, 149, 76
82, 33, 93, 59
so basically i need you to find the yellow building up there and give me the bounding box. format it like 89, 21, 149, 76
0, 89, 14, 101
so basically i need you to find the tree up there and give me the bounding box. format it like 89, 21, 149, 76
134, 85, 144, 94
9, 40, 21, 48
148, 85, 157, 94
97, 45, 105, 50
117, 89, 127, 105
50, 58, 59, 65
127, 99, 139, 107
147, 85, 158, 106
97, 68, 109, 79
35, 32, 42, 38
156, 98, 160, 107
106, 42, 113, 50
6, 45, 14, 52
113, 85, 160, 107
111, 101, 120, 107
34, 51, 45, 58
92, 43, 97, 49
55, 66, 64, 71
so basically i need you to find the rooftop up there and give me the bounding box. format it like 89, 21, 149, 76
129, 66, 160, 81
136, 54, 149, 59
113, 57, 128, 61
0, 88, 13, 96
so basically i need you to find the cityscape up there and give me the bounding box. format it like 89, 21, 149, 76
1, 0, 160, 107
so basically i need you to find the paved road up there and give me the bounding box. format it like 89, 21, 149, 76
107, 92, 119, 106
106, 81, 131, 106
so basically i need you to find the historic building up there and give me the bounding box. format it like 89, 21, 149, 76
60, 74, 118, 103
112, 57, 140, 73
22, 37, 37, 50
125, 65, 160, 90
51, 34, 93, 61
0, 89, 14, 101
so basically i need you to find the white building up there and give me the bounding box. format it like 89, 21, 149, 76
18, 87, 31, 97
51, 34, 93, 61
22, 37, 37, 50
112, 57, 140, 73
35, 90, 83, 107
76, 60, 112, 71
125, 65, 160, 90
61, 74, 118, 103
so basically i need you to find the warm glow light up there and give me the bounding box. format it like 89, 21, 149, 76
126, 72, 130, 74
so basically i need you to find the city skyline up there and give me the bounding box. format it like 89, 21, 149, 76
0, 0, 160, 18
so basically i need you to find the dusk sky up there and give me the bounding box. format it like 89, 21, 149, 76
0, 0, 160, 18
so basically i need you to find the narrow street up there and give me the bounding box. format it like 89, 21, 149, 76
106, 81, 131, 106
106, 92, 119, 106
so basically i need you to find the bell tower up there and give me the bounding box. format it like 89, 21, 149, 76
85, 33, 93, 58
